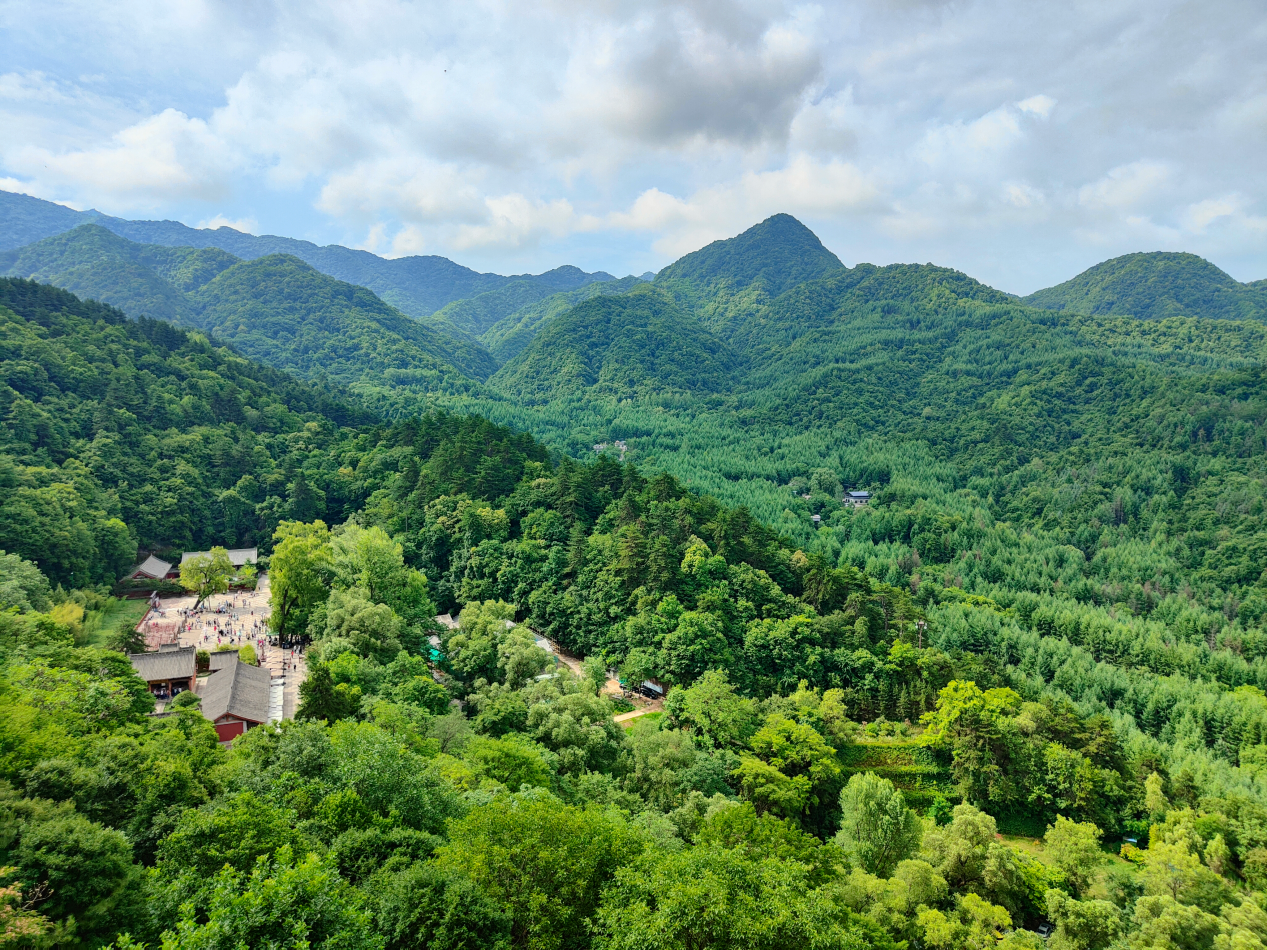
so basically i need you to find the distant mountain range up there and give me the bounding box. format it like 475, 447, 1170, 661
4, 187, 1267, 605
0, 189, 623, 320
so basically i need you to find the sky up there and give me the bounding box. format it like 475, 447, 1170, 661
1, 0, 1265, 293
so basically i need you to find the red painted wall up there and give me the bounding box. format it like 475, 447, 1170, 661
214, 720, 246, 742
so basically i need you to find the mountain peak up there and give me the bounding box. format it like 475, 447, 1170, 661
1025, 250, 1267, 321
657, 213, 844, 299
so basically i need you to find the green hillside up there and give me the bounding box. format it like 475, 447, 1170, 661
188, 253, 497, 393
491, 284, 737, 401
0, 189, 97, 250
430, 279, 559, 337
1024, 250, 1267, 320
0, 278, 373, 582
0, 188, 615, 318
658, 212, 845, 299
1, 225, 499, 406
481, 275, 647, 362
10, 277, 1267, 950
0, 223, 194, 321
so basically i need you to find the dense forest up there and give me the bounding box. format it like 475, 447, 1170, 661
5, 199, 1267, 947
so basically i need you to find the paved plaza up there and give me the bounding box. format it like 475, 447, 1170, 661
141, 573, 308, 720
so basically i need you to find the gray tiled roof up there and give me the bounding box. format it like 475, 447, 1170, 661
129, 554, 173, 579
200, 659, 271, 725
129, 645, 196, 682
180, 547, 258, 567
208, 650, 241, 671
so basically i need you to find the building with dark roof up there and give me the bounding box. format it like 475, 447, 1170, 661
180, 547, 258, 568
129, 644, 196, 697
125, 554, 174, 580
207, 649, 241, 673
200, 658, 273, 743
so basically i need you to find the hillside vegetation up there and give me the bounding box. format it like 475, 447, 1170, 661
5, 265, 1267, 948
0, 188, 615, 317
1025, 251, 1267, 321
1, 224, 498, 403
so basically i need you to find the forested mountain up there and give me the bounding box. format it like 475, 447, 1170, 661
491, 284, 737, 401
428, 266, 620, 340
8, 270, 1267, 947
0, 189, 103, 251
481, 275, 648, 362
1025, 251, 1267, 321
1, 224, 498, 404
0, 278, 373, 584
0, 188, 615, 317
658, 213, 845, 300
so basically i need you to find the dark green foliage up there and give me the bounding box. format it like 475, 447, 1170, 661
0, 189, 612, 319
1025, 251, 1267, 321
480, 276, 647, 363
0, 278, 371, 582
2, 225, 499, 393
657, 213, 845, 300
189, 252, 498, 385
0, 188, 96, 251
491, 285, 738, 402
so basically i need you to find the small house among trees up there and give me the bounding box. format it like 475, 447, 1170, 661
180, 547, 258, 571
844, 491, 871, 507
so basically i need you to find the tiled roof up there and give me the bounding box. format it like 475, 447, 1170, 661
208, 650, 240, 671
200, 659, 271, 725
129, 645, 196, 682
129, 554, 173, 578
180, 547, 258, 567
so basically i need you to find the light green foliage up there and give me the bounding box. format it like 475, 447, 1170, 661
594, 841, 900, 950
269, 521, 334, 639
179, 547, 233, 604
320, 587, 407, 663
160, 846, 380, 950
462, 734, 554, 792
1145, 772, 1168, 820
332, 524, 436, 629
372, 861, 510, 950
1046, 891, 1124, 950
237, 644, 257, 666
1129, 895, 1223, 950
917, 892, 1013, 950
919, 804, 1028, 917
435, 795, 644, 950
834, 772, 923, 877
0, 552, 51, 612
1044, 816, 1105, 898
737, 713, 841, 820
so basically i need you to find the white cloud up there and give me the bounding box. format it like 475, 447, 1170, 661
610, 154, 881, 257
1017, 94, 1056, 118
1077, 160, 1172, 211
196, 213, 258, 233
453, 195, 597, 252
1, 0, 1264, 281
8, 108, 235, 207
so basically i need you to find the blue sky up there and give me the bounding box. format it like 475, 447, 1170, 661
2, 0, 1265, 292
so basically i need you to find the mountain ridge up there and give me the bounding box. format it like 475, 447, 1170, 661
0, 189, 618, 319
1024, 250, 1267, 321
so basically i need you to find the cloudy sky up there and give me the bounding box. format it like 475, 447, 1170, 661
2, 0, 1265, 292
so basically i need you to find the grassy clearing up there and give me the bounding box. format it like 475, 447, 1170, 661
81, 597, 149, 648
